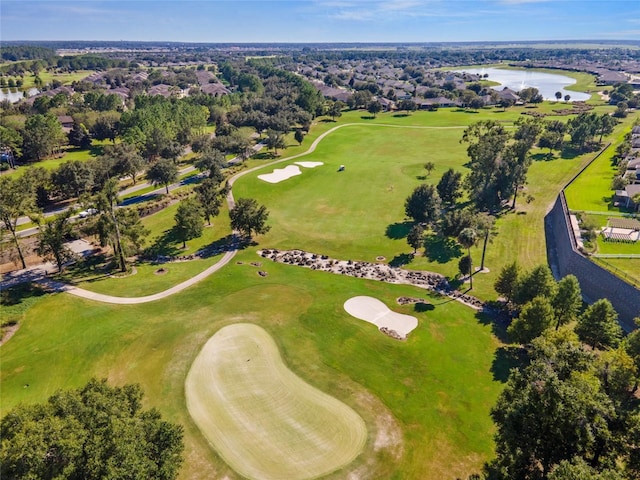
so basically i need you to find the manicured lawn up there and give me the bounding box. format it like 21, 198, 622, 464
4, 70, 94, 90
234, 108, 615, 299
4, 141, 110, 179
3, 98, 629, 480
565, 119, 638, 213
185, 323, 367, 480
591, 257, 640, 288
0, 250, 505, 480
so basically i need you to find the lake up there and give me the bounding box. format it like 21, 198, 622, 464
453, 67, 591, 102
0, 88, 39, 103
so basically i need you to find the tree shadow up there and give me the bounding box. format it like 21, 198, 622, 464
196, 234, 238, 258
58, 253, 115, 283
560, 145, 582, 160
414, 302, 435, 312
252, 152, 276, 160
416, 175, 427, 180
424, 235, 462, 263
360, 115, 376, 120
145, 227, 184, 258
474, 308, 511, 343
1, 283, 46, 307
393, 113, 410, 118
389, 253, 414, 267
319, 118, 337, 123
531, 152, 554, 162
385, 221, 413, 239
491, 345, 528, 383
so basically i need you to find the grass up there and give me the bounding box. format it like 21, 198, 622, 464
565, 120, 638, 213
52, 201, 233, 297
592, 257, 640, 288
3, 99, 628, 479
185, 323, 367, 480
4, 141, 110, 179
2, 70, 94, 90
235, 108, 617, 299
0, 251, 505, 480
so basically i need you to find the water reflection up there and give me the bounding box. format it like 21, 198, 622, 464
453, 67, 591, 102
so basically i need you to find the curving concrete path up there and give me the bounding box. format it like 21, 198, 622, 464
3, 122, 467, 305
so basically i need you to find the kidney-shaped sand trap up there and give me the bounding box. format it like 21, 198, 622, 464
344, 296, 418, 339
257, 164, 302, 183
185, 323, 367, 480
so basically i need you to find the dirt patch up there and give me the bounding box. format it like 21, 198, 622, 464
0, 323, 20, 346
376, 256, 386, 262
154, 268, 168, 275
257, 271, 268, 277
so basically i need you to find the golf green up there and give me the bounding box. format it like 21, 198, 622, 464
185, 323, 367, 480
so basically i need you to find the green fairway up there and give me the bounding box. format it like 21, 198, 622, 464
234, 109, 613, 298
5, 100, 627, 479
185, 323, 367, 480
0, 249, 504, 479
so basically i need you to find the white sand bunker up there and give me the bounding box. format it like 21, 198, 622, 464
258, 165, 302, 183
344, 296, 418, 339
295, 161, 324, 168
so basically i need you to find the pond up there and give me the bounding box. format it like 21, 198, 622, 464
0, 88, 39, 103
453, 67, 591, 102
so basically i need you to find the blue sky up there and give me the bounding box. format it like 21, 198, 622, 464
1, 0, 639, 43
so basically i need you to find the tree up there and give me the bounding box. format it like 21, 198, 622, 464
36, 210, 75, 272
147, 158, 178, 194
458, 227, 478, 289
195, 178, 223, 225
514, 264, 557, 306
367, 100, 382, 118
404, 184, 441, 225
576, 299, 622, 350
476, 212, 496, 271
174, 198, 204, 248
0, 175, 38, 269
96, 178, 127, 272
423, 161, 436, 177
458, 255, 472, 278
107, 143, 144, 185
439, 208, 476, 238
327, 100, 344, 120
507, 296, 556, 344
564, 94, 571, 102
195, 148, 226, 177
52, 160, 94, 199
437, 168, 463, 206
22, 113, 66, 161
495, 261, 520, 304
0, 125, 23, 161
398, 99, 417, 115
91, 111, 120, 142
597, 114, 617, 142
614, 101, 628, 118
229, 198, 270, 240
265, 129, 286, 156
0, 378, 183, 480
67, 122, 92, 149
294, 129, 305, 145
551, 275, 582, 329
407, 224, 424, 254
549, 458, 625, 480
538, 131, 564, 157
555, 91, 563, 102
461, 120, 511, 212
491, 334, 619, 479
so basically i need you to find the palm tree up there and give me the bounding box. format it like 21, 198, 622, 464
458, 227, 478, 289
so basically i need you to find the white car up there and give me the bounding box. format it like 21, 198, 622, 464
78, 208, 98, 218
